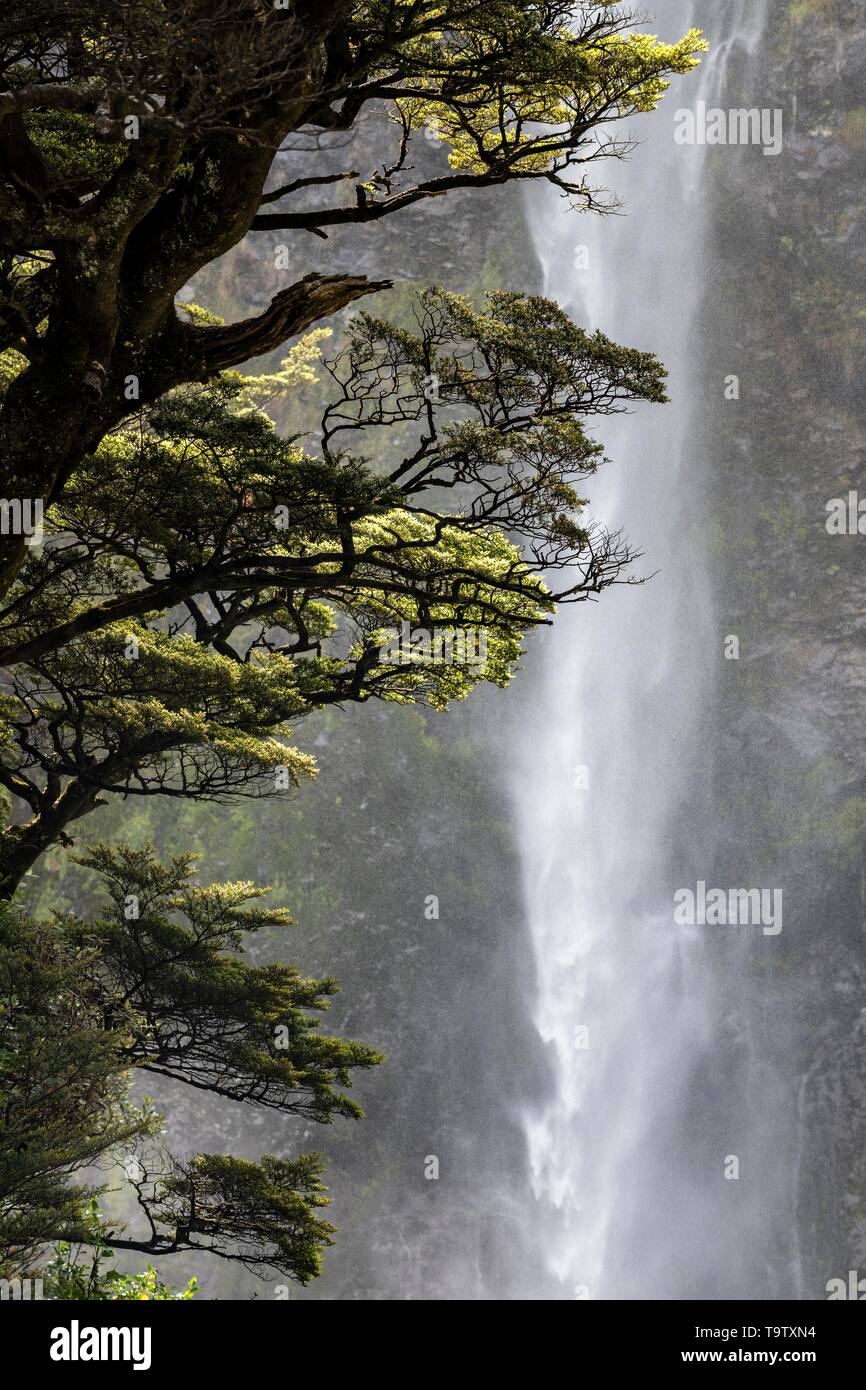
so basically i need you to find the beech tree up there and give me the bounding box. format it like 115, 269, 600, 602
0, 0, 704, 591
1, 846, 381, 1285
0, 1, 705, 1291
0, 287, 670, 893
0, 5, 705, 882
0, 897, 147, 1277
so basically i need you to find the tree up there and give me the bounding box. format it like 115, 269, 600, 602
0, 287, 670, 894
1, 845, 381, 1285
66, 844, 381, 1124
0, 4, 707, 883
0, 1, 705, 1291
0, 896, 152, 1277
0, 0, 705, 592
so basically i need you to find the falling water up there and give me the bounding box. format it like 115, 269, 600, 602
511, 0, 799, 1300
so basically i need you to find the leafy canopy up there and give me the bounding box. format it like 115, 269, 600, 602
0, 287, 667, 892
0, 2, 704, 595
1, 846, 381, 1285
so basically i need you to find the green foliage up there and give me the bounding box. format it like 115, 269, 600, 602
0, 902, 154, 1278
1, 844, 379, 1287
0, 285, 666, 879
155, 1152, 335, 1285
228, 329, 334, 417
65, 843, 383, 1120
788, 0, 835, 24
43, 1204, 199, 1300
0, 4, 706, 237
24, 111, 126, 187
390, 9, 706, 189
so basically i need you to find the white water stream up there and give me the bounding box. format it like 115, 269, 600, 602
511, 0, 799, 1300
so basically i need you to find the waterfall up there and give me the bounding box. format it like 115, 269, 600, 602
511, 0, 797, 1300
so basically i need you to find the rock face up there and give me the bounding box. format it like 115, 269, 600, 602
194, 112, 539, 339
698, 0, 866, 1295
